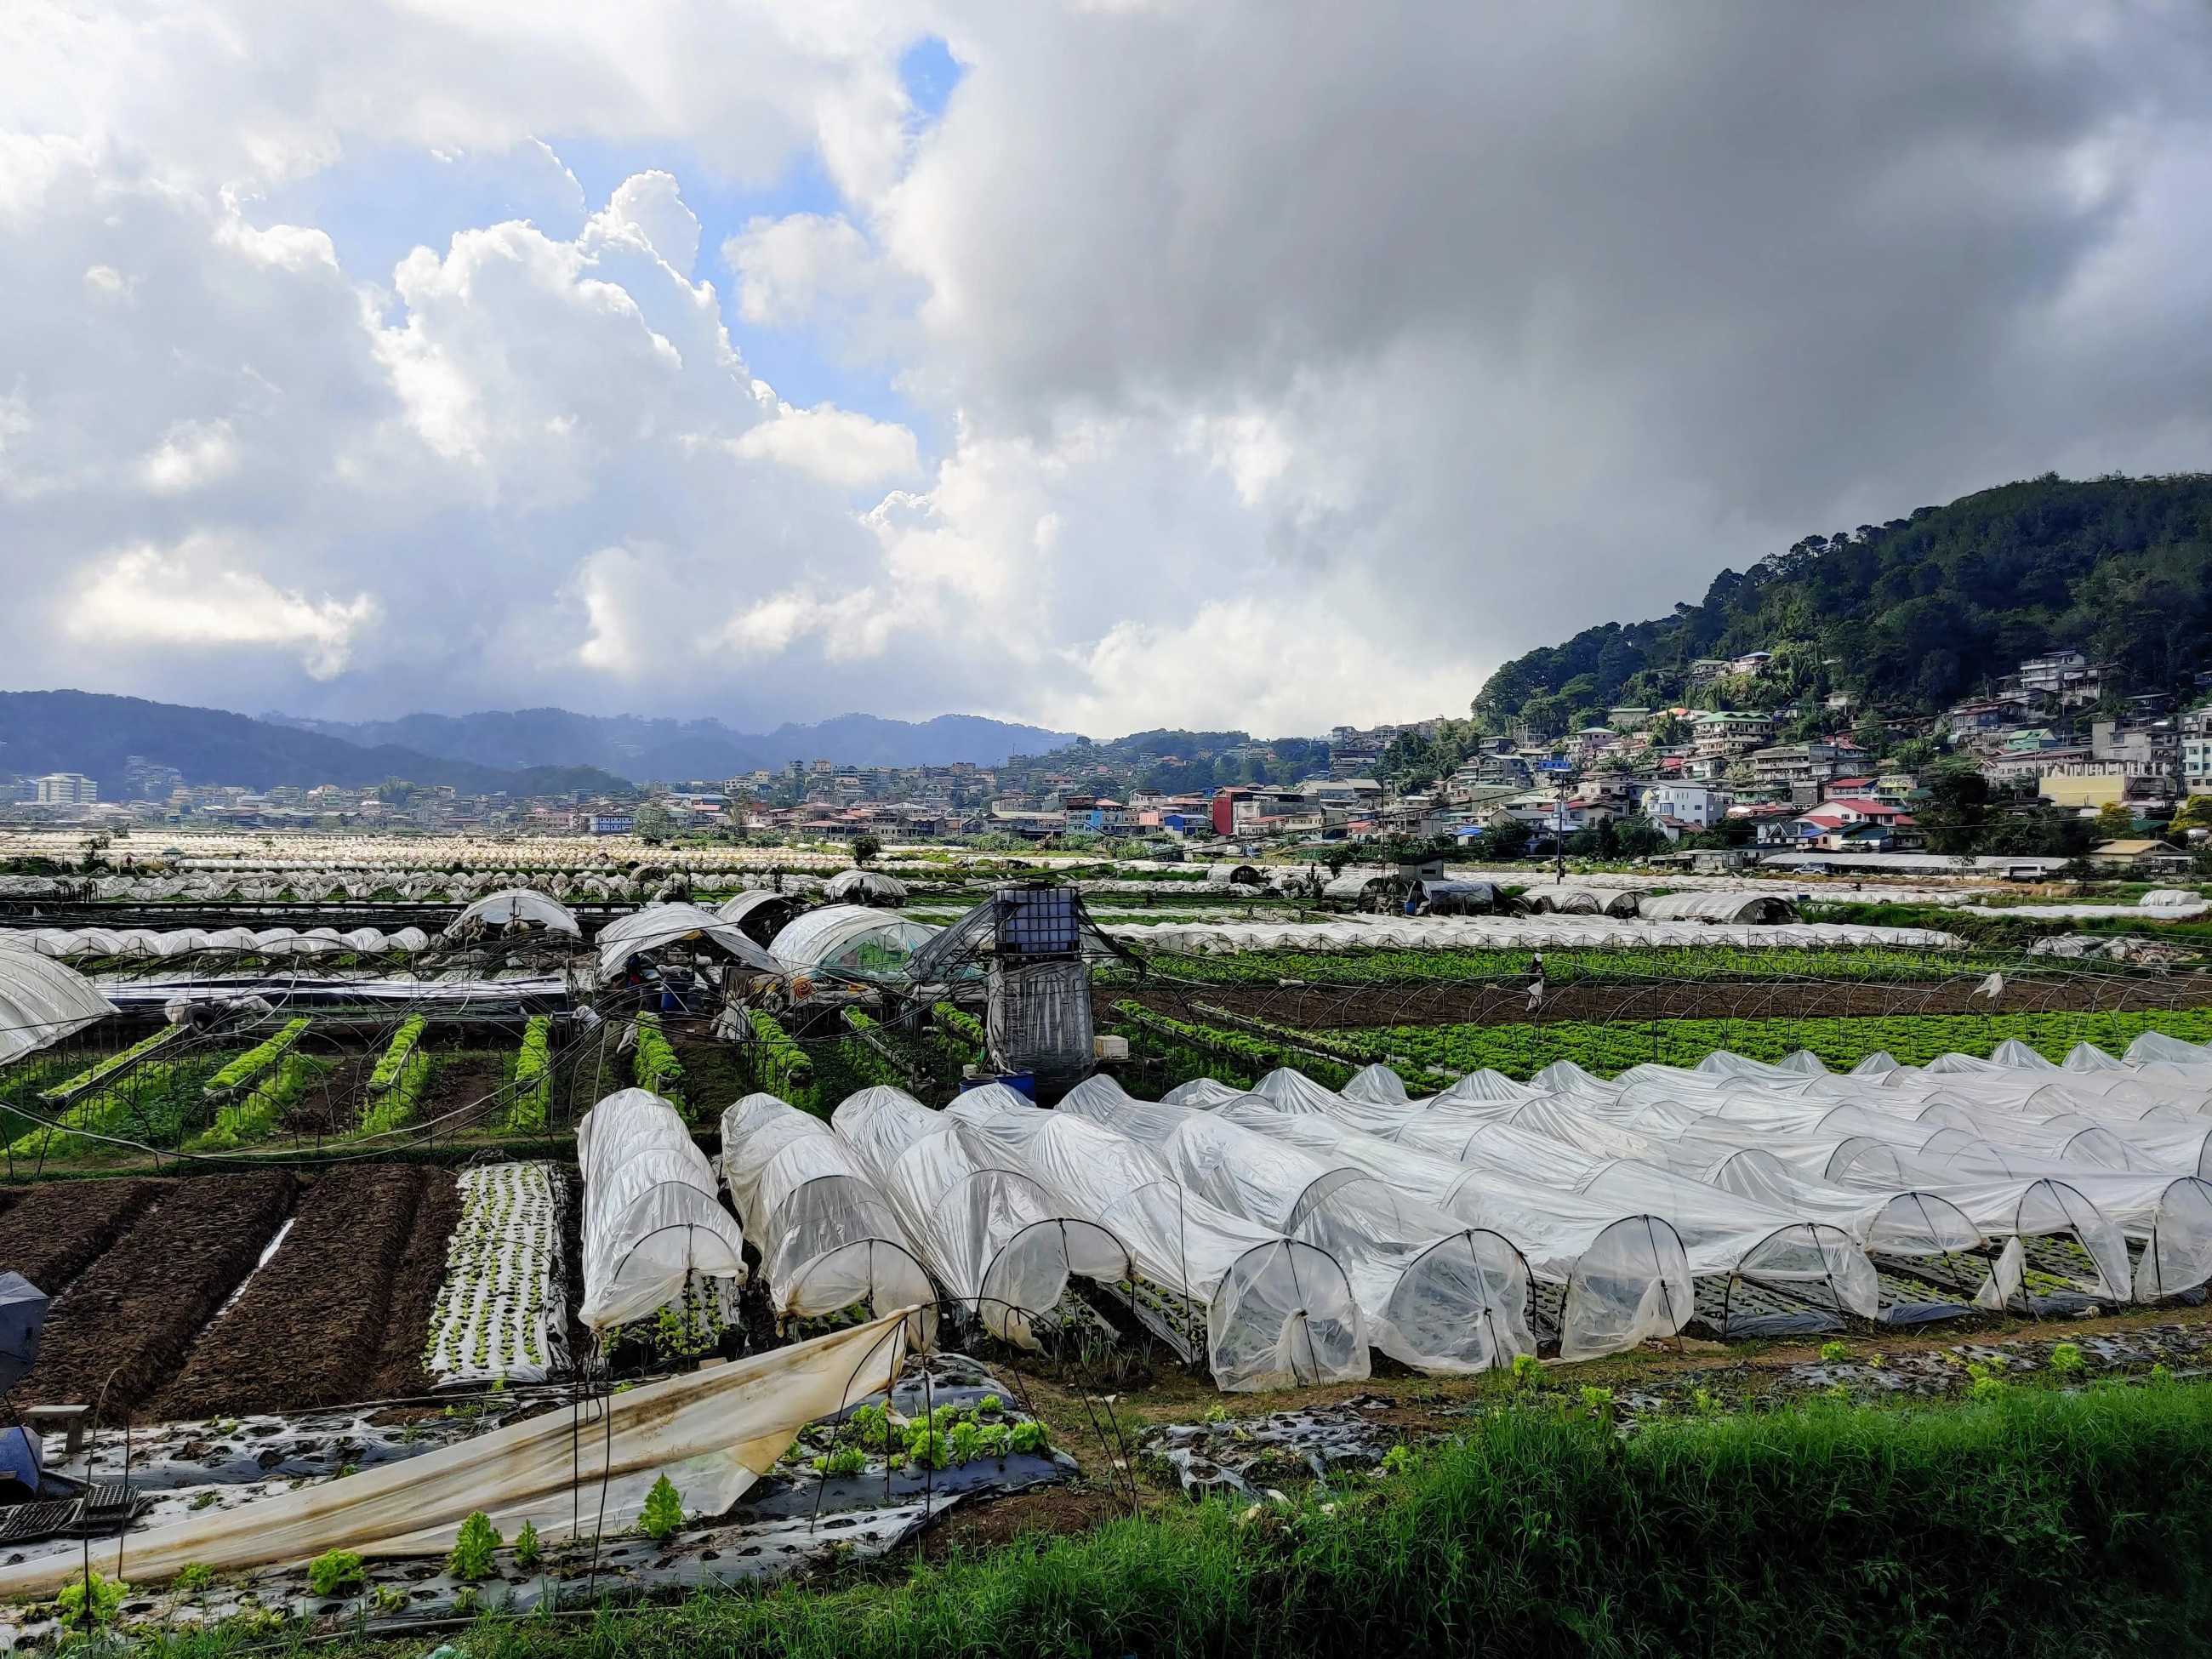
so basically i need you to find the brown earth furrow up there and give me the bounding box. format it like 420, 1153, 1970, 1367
14, 1172, 293, 1417
152, 1166, 426, 1419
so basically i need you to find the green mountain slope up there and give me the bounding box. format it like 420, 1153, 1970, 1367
1473, 474, 2212, 736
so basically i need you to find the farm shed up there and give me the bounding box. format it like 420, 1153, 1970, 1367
831, 1084, 1132, 1348
1519, 885, 1639, 917
576, 1088, 748, 1332
717, 1092, 933, 1337
713, 889, 807, 944
1062, 1075, 1533, 1374
947, 1087, 1369, 1391
0, 947, 116, 1067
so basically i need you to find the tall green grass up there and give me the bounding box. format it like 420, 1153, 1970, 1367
131, 1381, 2212, 1659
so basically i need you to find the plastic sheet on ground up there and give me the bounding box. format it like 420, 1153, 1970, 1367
0, 1312, 911, 1593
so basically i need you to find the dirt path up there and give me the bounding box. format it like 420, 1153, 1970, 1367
1115, 972, 2212, 1033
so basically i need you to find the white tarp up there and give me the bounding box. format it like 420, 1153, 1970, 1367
0, 1312, 910, 1591
577, 1089, 748, 1331
597, 904, 781, 984
1215, 1096, 1693, 1360
447, 888, 581, 938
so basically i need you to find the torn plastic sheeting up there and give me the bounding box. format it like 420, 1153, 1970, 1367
0, 1311, 912, 1594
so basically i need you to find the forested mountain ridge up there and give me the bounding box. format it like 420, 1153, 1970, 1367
1472, 475, 2212, 737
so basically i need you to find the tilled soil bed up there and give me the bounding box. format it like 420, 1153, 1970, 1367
0, 1178, 159, 1297
16, 1171, 294, 1416
362, 1165, 463, 1400
1115, 971, 2212, 1033
152, 1166, 430, 1419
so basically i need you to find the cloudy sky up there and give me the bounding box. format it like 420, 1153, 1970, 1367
5, 2, 2210, 738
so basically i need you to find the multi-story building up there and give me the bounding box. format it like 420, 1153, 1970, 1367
1641, 782, 1723, 830
33, 772, 98, 805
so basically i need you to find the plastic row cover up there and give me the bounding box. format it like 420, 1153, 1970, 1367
8, 926, 433, 959
1109, 918, 1961, 953
948, 1087, 1370, 1391
576, 1089, 747, 1332
1062, 1077, 1532, 1373
718, 1093, 933, 1335
1208, 1096, 1692, 1360
830, 1085, 1132, 1348
0, 949, 116, 1068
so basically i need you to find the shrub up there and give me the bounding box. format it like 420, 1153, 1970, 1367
307, 1548, 366, 1596
640, 1474, 685, 1542
448, 1511, 502, 1581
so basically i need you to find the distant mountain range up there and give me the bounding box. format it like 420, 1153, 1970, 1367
0, 692, 1082, 798
0, 692, 635, 800
261, 707, 1081, 782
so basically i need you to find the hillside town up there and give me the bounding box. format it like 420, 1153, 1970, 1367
9, 646, 2210, 872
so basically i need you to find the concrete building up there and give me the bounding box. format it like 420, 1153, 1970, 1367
33, 772, 98, 805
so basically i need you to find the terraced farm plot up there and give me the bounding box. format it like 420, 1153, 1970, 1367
152, 1166, 445, 1418
0, 1178, 160, 1295
13, 1171, 294, 1414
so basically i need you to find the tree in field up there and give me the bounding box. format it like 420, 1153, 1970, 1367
1918, 762, 1993, 854
2169, 795, 2212, 836
631, 801, 676, 844
852, 833, 882, 864
2092, 800, 2135, 839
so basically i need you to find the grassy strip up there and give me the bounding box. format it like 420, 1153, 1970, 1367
136, 1379, 2212, 1659
202, 1018, 311, 1100
36, 1024, 184, 1103
631, 1012, 686, 1109
509, 1017, 553, 1132
1354, 1004, 2212, 1080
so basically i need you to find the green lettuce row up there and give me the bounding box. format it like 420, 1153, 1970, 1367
509, 1016, 553, 1132
367, 1015, 427, 1092
631, 1011, 686, 1107
37, 1024, 185, 1104
202, 1018, 312, 1100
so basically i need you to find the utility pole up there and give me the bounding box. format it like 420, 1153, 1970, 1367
1554, 793, 1567, 881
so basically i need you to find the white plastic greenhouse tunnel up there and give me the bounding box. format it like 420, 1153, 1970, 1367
596, 903, 782, 984
576, 1088, 749, 1334
445, 887, 583, 937
717, 1092, 936, 1342
947, 1086, 1369, 1391
1060, 1075, 1534, 1373
768, 904, 941, 985
830, 1084, 1134, 1348
0, 946, 117, 1068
